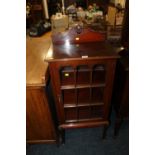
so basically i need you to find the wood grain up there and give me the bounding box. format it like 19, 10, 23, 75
45, 41, 120, 62
26, 32, 52, 86
46, 27, 120, 143
26, 86, 56, 142
26, 32, 58, 144
60, 121, 109, 129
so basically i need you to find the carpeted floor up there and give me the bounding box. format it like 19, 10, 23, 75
26, 113, 129, 155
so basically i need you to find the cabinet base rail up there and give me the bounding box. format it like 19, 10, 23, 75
26, 139, 56, 144
59, 121, 109, 129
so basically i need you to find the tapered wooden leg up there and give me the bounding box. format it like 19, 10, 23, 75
62, 129, 65, 144
26, 143, 30, 148
59, 128, 65, 144
114, 118, 123, 137
102, 125, 108, 139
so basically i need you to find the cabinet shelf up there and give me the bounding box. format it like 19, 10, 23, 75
64, 102, 104, 108
61, 83, 106, 90
94, 67, 105, 71
92, 65, 106, 84
77, 65, 90, 84
61, 67, 105, 72
91, 83, 106, 88
60, 66, 75, 86
78, 118, 103, 122
61, 67, 104, 72
65, 120, 78, 123
61, 66, 74, 73
60, 64, 106, 87
65, 118, 103, 123
79, 102, 104, 107
64, 104, 104, 122
61, 85, 75, 90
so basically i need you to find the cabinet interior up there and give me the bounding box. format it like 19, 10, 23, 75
60, 64, 106, 122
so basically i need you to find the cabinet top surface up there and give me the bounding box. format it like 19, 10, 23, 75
26, 32, 52, 86
45, 28, 120, 62
45, 42, 120, 62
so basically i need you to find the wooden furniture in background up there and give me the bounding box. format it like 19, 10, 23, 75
112, 1, 129, 136
26, 32, 57, 144
121, 0, 128, 45
26, 0, 44, 26
107, 5, 117, 26
112, 49, 129, 136
45, 28, 120, 144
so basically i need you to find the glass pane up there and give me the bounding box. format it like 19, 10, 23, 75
60, 66, 75, 86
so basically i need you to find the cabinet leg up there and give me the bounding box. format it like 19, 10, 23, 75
102, 125, 108, 139
114, 118, 123, 137
59, 128, 65, 144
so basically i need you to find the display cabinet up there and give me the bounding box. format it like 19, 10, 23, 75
45, 28, 119, 144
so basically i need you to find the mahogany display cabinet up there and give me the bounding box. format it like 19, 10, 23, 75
45, 28, 120, 144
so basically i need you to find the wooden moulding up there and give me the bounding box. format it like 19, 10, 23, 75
59, 121, 109, 129
52, 28, 106, 45
61, 83, 106, 90
26, 139, 56, 144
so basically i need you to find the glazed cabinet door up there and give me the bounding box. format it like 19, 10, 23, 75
49, 59, 116, 126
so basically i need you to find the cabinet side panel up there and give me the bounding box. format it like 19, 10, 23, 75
49, 63, 66, 124
26, 87, 56, 142
103, 59, 117, 120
